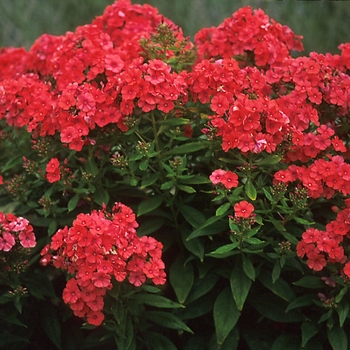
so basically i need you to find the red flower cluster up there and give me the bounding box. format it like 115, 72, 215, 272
194, 6, 303, 67
0, 0, 188, 152
0, 212, 36, 252
40, 202, 166, 326
297, 207, 350, 274
273, 155, 350, 199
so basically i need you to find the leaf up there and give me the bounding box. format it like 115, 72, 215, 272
68, 194, 80, 212
258, 269, 296, 302
327, 325, 348, 350
85, 156, 99, 177
301, 320, 319, 348
213, 287, 240, 345
285, 294, 314, 313
207, 242, 239, 258
42, 303, 62, 350
186, 274, 219, 304
271, 334, 300, 350
216, 202, 231, 216
242, 254, 255, 281
271, 261, 281, 283
186, 214, 227, 240
158, 117, 190, 126
139, 159, 149, 171
337, 301, 350, 327
141, 173, 160, 188
182, 229, 205, 261
245, 180, 257, 200
293, 276, 325, 289
94, 187, 110, 206
165, 141, 209, 155
137, 218, 165, 236
137, 196, 163, 216
244, 237, 264, 245
178, 204, 206, 228
131, 294, 185, 309
143, 311, 193, 333
335, 286, 348, 303
170, 256, 194, 304
263, 188, 274, 202
181, 175, 211, 185
177, 184, 196, 193
230, 258, 252, 310
255, 155, 281, 166
160, 180, 174, 190
144, 331, 178, 350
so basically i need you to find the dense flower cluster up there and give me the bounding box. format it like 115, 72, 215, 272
0, 212, 36, 252
297, 206, 350, 276
40, 202, 166, 326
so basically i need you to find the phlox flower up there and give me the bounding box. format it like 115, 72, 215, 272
234, 201, 254, 218
221, 171, 239, 189
0, 232, 15, 252
210, 169, 226, 185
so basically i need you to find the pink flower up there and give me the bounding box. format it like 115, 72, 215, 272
210, 169, 226, 185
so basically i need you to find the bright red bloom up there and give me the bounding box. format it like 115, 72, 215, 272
234, 201, 254, 218
220, 171, 239, 189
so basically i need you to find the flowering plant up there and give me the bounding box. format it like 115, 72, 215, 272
1, 0, 350, 348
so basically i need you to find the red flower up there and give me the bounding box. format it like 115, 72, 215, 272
234, 201, 254, 218
220, 171, 239, 189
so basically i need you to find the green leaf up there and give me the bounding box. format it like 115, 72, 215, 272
271, 261, 281, 283
245, 180, 257, 200
186, 274, 219, 304
216, 202, 231, 216
294, 217, 315, 225
160, 180, 174, 190
132, 294, 184, 309
137, 218, 165, 236
255, 155, 281, 166
182, 229, 205, 261
244, 237, 264, 245
94, 187, 110, 206
144, 332, 178, 350
230, 259, 252, 310
143, 311, 193, 333
207, 243, 239, 258
181, 175, 211, 184
42, 303, 62, 350
335, 286, 348, 303
158, 117, 190, 126
165, 141, 209, 155
68, 194, 80, 212
48, 220, 58, 236
258, 269, 296, 302
293, 276, 325, 289
178, 204, 206, 228
337, 301, 350, 327
137, 196, 163, 216
85, 156, 99, 177
285, 294, 314, 313
327, 325, 348, 350
139, 159, 149, 171
242, 254, 255, 281
263, 187, 274, 202
141, 173, 160, 188
301, 320, 319, 348
213, 287, 240, 345
170, 256, 194, 304
177, 184, 196, 193
271, 334, 300, 350
186, 214, 227, 240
